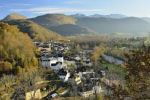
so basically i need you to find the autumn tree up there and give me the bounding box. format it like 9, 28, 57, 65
0, 61, 12, 73
0, 22, 38, 74
91, 45, 107, 68
125, 47, 150, 99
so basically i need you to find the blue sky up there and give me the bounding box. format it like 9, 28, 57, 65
0, 0, 150, 19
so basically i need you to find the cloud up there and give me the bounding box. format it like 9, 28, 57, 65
10, 3, 32, 6
64, 1, 82, 4
11, 7, 105, 14
1, 3, 32, 7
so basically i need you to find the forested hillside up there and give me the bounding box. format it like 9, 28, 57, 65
0, 22, 38, 74
50, 24, 95, 36
31, 14, 76, 28
3, 19, 63, 41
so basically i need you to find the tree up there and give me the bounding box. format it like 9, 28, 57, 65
0, 22, 38, 73
0, 61, 12, 73
125, 47, 150, 99
91, 45, 107, 68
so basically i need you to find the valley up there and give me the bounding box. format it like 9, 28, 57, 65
0, 12, 150, 100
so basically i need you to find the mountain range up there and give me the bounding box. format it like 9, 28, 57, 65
1, 13, 150, 37
3, 13, 27, 21
76, 17, 150, 36
72, 14, 127, 19
2, 13, 63, 41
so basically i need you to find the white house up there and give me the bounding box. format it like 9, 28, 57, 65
75, 74, 82, 85
40, 56, 65, 71
58, 72, 71, 82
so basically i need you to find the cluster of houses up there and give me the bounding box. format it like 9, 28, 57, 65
34, 41, 71, 82
32, 40, 106, 99
73, 50, 105, 97
34, 41, 67, 70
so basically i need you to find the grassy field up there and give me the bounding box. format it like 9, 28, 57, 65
100, 60, 127, 78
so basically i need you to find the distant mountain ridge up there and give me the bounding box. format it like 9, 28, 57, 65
30, 14, 95, 36
2, 13, 64, 41
2, 13, 150, 37
72, 14, 127, 19
89, 14, 127, 19
76, 17, 150, 36
30, 14, 76, 27
142, 17, 150, 23
30, 13, 150, 36
50, 24, 95, 36
71, 14, 87, 18
3, 13, 27, 21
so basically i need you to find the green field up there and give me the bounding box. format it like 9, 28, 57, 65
100, 61, 127, 78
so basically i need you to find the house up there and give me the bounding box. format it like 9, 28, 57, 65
35, 42, 51, 52
57, 69, 70, 82
77, 72, 103, 97
81, 71, 95, 78
74, 56, 81, 61
78, 85, 103, 97
78, 84, 94, 97
75, 74, 82, 85
100, 70, 106, 77
39, 45, 51, 52
79, 90, 94, 97
82, 58, 93, 67
80, 71, 101, 84
44, 92, 58, 99
40, 56, 65, 71
25, 89, 41, 100
25, 82, 50, 100
93, 86, 103, 94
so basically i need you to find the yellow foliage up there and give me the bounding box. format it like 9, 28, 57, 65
91, 45, 107, 63
0, 61, 12, 72
0, 22, 38, 72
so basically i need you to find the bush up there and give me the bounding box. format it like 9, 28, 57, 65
0, 61, 12, 72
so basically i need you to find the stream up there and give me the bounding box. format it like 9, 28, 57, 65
102, 55, 124, 65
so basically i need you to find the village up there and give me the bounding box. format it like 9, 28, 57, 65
23, 40, 125, 100
1, 0, 150, 99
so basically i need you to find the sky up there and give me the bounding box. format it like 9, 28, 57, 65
0, 0, 150, 19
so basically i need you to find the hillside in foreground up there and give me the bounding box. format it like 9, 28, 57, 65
0, 22, 38, 74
